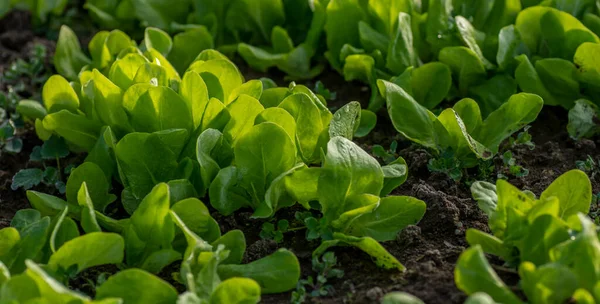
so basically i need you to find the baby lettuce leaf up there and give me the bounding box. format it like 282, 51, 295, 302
47, 232, 124, 275
217, 249, 300, 294
54, 25, 92, 81
455, 245, 523, 303
96, 268, 178, 304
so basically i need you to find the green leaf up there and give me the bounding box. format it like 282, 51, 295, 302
24, 261, 90, 302
473, 93, 543, 154
386, 12, 418, 75
209, 166, 250, 216
381, 292, 425, 304
426, 0, 461, 53
514, 54, 559, 106
470, 181, 497, 217
40, 135, 69, 160
144, 27, 172, 57
125, 183, 175, 267
88, 31, 112, 70
48, 232, 124, 274
171, 198, 221, 244
381, 157, 408, 196
42, 110, 102, 151
329, 101, 361, 140
254, 163, 306, 218
48, 206, 79, 254
78, 183, 102, 233
96, 269, 178, 304
85, 126, 118, 181
210, 230, 246, 265
324, 0, 367, 70
169, 28, 214, 75
66, 162, 115, 212
550, 215, 600, 291
355, 109, 377, 138
42, 75, 80, 113
519, 262, 579, 304
315, 233, 405, 270
539, 169, 591, 219
464, 293, 498, 304
455, 246, 522, 303
379, 80, 438, 150
123, 85, 193, 134
108, 53, 149, 90
0, 227, 20, 263
234, 122, 297, 206
348, 196, 426, 241
223, 94, 265, 144
410, 62, 452, 109
497, 25, 529, 72
16, 100, 47, 121
218, 249, 300, 294
10, 210, 41, 232
180, 71, 210, 132
279, 93, 325, 163
535, 58, 579, 108
465, 229, 507, 259
188, 59, 243, 102
210, 278, 261, 304
7, 216, 51, 273
11, 169, 43, 191
25, 191, 69, 217
319, 136, 383, 223
439, 46, 486, 95
115, 130, 185, 211
469, 74, 518, 118
568, 99, 600, 139
520, 215, 570, 265
455, 16, 494, 70
54, 25, 91, 81
574, 43, 600, 89
255, 107, 297, 144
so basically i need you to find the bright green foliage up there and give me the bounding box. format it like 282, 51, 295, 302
456, 170, 598, 304
381, 79, 543, 170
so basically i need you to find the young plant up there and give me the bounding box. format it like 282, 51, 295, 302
259, 219, 289, 243
468, 170, 592, 266
508, 126, 535, 150
314, 80, 336, 101
456, 170, 596, 303
11, 135, 72, 193
0, 44, 50, 156
576, 155, 600, 180
497, 151, 529, 179
372, 140, 399, 164
380, 79, 543, 176
291, 252, 344, 303
279, 136, 425, 271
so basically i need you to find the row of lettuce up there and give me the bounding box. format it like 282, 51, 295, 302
2, 27, 428, 303
5, 23, 598, 304
1, 2, 599, 304
5, 0, 600, 138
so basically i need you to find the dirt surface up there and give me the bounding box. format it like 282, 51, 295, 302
2, 10, 600, 304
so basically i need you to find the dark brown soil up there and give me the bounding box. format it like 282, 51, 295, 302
0, 128, 41, 228
2, 10, 600, 304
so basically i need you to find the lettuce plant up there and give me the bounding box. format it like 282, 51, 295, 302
455, 170, 598, 304
19, 26, 345, 211
379, 79, 543, 170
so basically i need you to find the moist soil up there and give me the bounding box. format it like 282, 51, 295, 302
2, 10, 600, 304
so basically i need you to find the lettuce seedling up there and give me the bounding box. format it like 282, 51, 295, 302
379, 79, 543, 170
455, 170, 597, 304
468, 170, 592, 266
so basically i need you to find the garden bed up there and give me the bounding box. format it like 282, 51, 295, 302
2, 8, 600, 304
